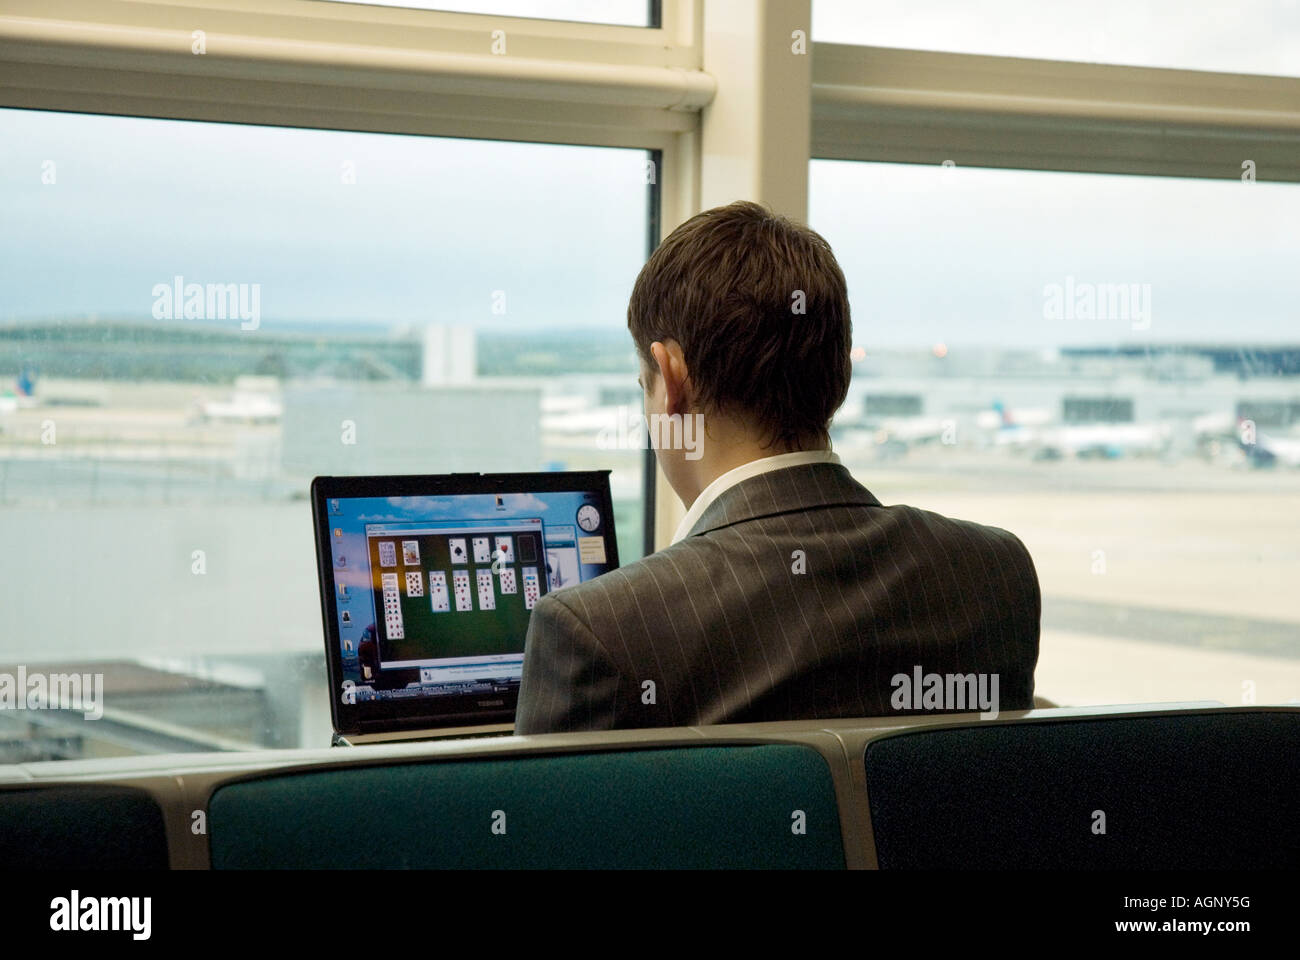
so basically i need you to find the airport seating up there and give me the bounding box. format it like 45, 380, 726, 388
208, 743, 844, 869
862, 708, 1300, 868
1, 705, 1296, 869
0, 784, 169, 869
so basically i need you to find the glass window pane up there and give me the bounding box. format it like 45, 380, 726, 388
0, 108, 651, 760
810, 158, 1300, 709
316, 0, 656, 28
814, 0, 1300, 78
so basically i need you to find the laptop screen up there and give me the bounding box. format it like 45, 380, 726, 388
312, 473, 618, 736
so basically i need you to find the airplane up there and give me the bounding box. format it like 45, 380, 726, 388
977, 400, 1170, 459
1037, 422, 1172, 460
850, 401, 1099, 457
976, 401, 1052, 448
1247, 431, 1300, 468
975, 400, 1052, 432
0, 366, 38, 415
1193, 413, 1300, 468
823, 414, 955, 460
541, 406, 624, 437
867, 416, 952, 447
194, 390, 283, 425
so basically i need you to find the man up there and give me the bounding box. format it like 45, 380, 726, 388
515, 201, 1040, 733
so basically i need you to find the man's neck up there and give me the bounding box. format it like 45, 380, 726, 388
678, 438, 829, 510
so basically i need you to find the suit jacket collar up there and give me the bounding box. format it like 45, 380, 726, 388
685, 461, 881, 538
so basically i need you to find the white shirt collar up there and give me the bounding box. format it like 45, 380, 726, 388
670, 449, 841, 544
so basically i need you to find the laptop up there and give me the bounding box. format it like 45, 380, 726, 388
311, 471, 620, 745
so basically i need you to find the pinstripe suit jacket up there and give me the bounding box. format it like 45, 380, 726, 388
514, 461, 1040, 733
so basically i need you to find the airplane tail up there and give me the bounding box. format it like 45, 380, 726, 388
15, 366, 35, 397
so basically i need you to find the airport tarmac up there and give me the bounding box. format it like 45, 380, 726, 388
1037, 629, 1300, 708
1, 404, 1296, 714
847, 452, 1300, 706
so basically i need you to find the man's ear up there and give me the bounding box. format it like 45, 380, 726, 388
649, 339, 690, 417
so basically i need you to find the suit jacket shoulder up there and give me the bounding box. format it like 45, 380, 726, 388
514, 462, 1041, 733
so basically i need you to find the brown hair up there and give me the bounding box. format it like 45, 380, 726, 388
627, 200, 851, 451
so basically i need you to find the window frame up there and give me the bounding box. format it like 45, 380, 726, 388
812, 43, 1300, 182
4, 0, 1299, 556
2, 0, 1299, 755
0, 0, 711, 555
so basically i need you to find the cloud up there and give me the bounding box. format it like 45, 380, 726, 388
382, 496, 458, 515
500, 493, 550, 513
356, 493, 553, 523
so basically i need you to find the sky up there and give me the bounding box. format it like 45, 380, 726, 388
2, 1, 1299, 349
809, 159, 1300, 348
0, 108, 650, 333
813, 0, 1300, 77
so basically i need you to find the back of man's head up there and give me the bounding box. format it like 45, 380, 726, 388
627, 200, 852, 452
